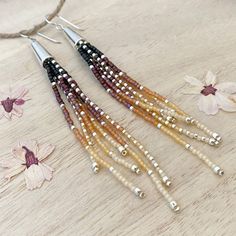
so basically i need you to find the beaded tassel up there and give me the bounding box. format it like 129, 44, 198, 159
75, 39, 224, 177
42, 57, 180, 212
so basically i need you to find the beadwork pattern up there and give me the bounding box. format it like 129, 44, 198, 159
75, 39, 224, 178
43, 57, 180, 212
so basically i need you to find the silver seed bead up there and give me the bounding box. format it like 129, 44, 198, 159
213, 166, 224, 176
134, 188, 145, 198
169, 201, 180, 212
209, 138, 216, 146
185, 144, 191, 149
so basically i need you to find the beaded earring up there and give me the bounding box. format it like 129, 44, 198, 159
25, 36, 181, 212
45, 17, 224, 178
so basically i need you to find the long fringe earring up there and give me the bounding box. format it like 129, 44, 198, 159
45, 17, 224, 178
27, 36, 181, 212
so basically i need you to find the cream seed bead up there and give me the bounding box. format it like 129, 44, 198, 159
120, 129, 171, 185
109, 151, 141, 175
91, 119, 125, 153
189, 147, 224, 175
149, 171, 180, 212
156, 168, 171, 187
109, 167, 145, 198
127, 147, 149, 170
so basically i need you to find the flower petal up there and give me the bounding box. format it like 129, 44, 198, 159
182, 87, 201, 95
0, 156, 24, 168
24, 164, 45, 190
215, 92, 236, 112
19, 140, 39, 156
14, 99, 25, 105
11, 87, 28, 99
12, 105, 23, 117
37, 143, 55, 161
38, 163, 53, 181
205, 71, 216, 86
3, 165, 25, 180
0, 106, 4, 119
215, 82, 236, 94
184, 75, 203, 87
3, 111, 12, 120
197, 94, 218, 115
12, 147, 26, 162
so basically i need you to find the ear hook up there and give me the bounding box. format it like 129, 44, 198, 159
20, 32, 61, 44
20, 33, 35, 41
57, 15, 83, 30
44, 15, 65, 31
37, 32, 61, 44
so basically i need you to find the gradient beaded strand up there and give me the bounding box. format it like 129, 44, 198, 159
74, 38, 224, 177
42, 57, 179, 212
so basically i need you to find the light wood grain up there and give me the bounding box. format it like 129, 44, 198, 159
0, 0, 236, 235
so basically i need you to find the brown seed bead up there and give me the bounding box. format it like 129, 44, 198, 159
133, 107, 158, 126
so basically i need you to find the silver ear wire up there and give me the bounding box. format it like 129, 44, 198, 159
20, 31, 61, 44
44, 15, 64, 31
45, 15, 85, 32
20, 33, 35, 41
57, 15, 82, 30
44, 15, 84, 46
37, 32, 61, 44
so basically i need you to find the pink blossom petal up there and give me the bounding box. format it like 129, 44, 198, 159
215, 82, 236, 94
0, 156, 24, 168
19, 140, 39, 156
24, 164, 45, 190
197, 94, 218, 115
38, 163, 53, 181
14, 99, 25, 105
3, 111, 12, 120
215, 92, 236, 112
0, 106, 4, 119
184, 75, 203, 87
12, 105, 23, 117
182, 87, 201, 95
11, 87, 28, 100
205, 71, 216, 86
12, 147, 26, 162
3, 165, 25, 180
37, 143, 55, 161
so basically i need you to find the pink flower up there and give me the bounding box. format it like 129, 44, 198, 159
184, 71, 236, 115
0, 86, 29, 120
0, 140, 55, 190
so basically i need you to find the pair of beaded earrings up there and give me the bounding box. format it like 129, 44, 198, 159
23, 16, 223, 212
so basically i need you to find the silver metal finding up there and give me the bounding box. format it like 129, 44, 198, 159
20, 33, 35, 41
63, 27, 82, 46
44, 15, 64, 31
20, 33, 57, 65
44, 15, 84, 46
37, 32, 61, 44
31, 40, 52, 65
57, 15, 82, 30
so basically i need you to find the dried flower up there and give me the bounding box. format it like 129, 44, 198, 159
0, 140, 55, 190
184, 71, 236, 115
0, 86, 29, 120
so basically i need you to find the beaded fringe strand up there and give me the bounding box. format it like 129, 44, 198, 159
43, 57, 180, 212
75, 39, 224, 177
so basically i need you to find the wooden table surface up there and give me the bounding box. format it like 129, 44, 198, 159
0, 0, 235, 235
